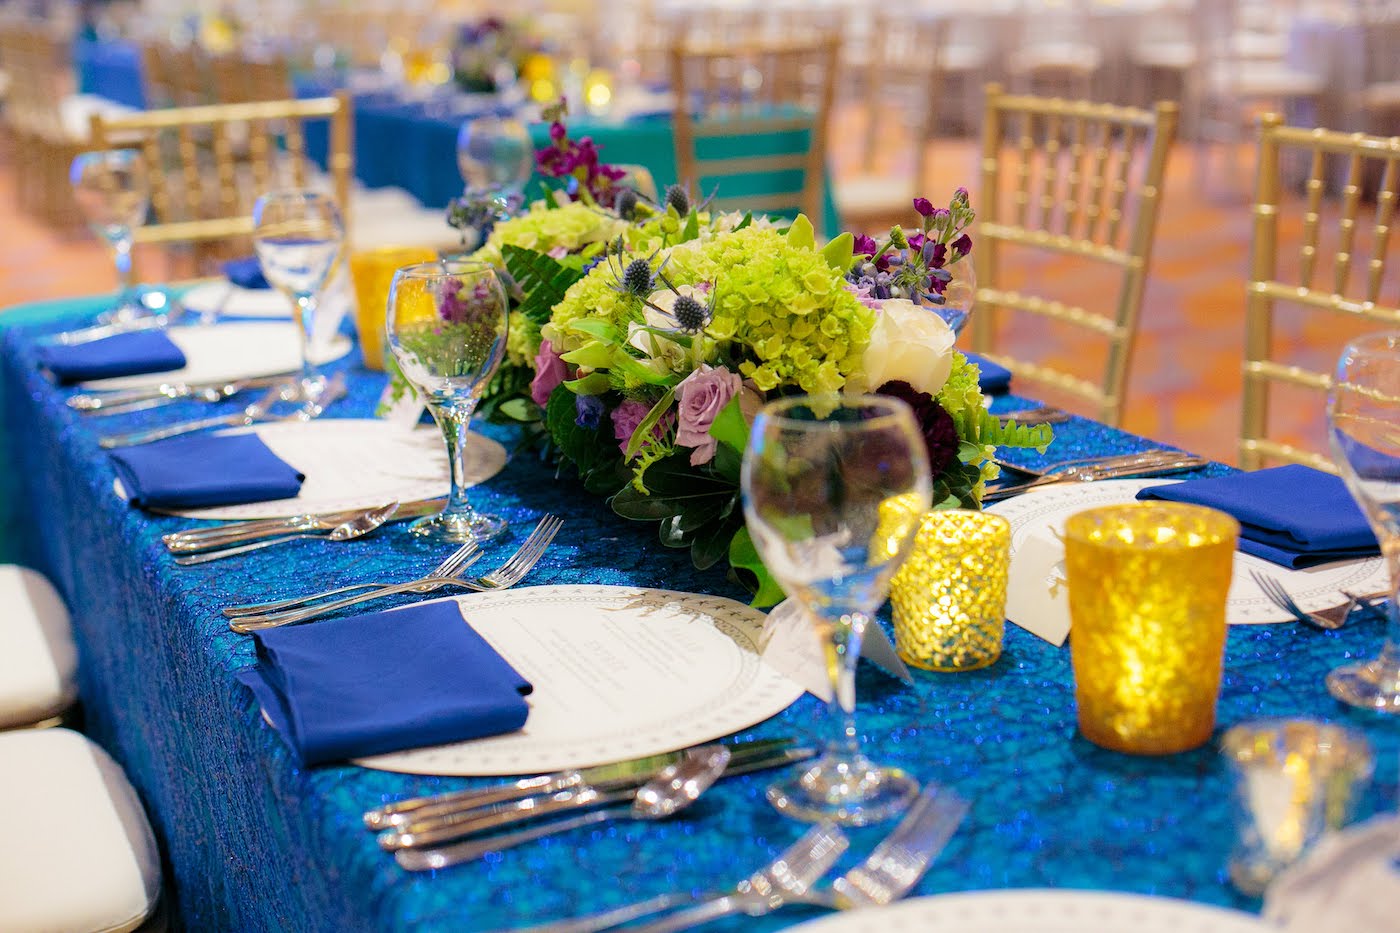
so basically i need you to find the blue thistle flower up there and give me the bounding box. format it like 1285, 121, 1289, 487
671, 294, 709, 333
614, 188, 639, 220
621, 258, 654, 297
664, 184, 690, 217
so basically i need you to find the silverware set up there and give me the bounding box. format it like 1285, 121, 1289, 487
68, 373, 293, 416
98, 372, 347, 449
224, 514, 562, 632
984, 448, 1209, 502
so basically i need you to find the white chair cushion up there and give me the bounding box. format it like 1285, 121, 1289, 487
0, 566, 76, 728
0, 729, 160, 933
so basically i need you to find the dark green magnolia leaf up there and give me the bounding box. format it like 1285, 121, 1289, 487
691, 511, 742, 570
728, 526, 787, 608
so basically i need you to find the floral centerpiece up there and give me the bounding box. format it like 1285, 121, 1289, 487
452, 17, 532, 94
449, 112, 1052, 604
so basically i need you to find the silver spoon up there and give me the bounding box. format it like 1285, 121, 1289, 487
394, 744, 733, 871
173, 502, 400, 565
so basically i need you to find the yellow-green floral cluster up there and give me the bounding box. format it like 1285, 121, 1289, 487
666, 228, 875, 394
472, 201, 626, 266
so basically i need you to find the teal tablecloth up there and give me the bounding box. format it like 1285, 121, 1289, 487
1, 294, 1396, 930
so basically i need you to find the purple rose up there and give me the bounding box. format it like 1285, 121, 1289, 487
611, 398, 670, 455
912, 197, 935, 217
675, 365, 741, 466
530, 340, 568, 407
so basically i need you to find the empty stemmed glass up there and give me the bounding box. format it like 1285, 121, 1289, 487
742, 395, 933, 824
252, 190, 345, 402
386, 260, 509, 543
1326, 332, 1400, 713
70, 149, 150, 325
456, 115, 533, 218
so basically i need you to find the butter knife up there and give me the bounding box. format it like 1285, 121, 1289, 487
363, 736, 795, 831
163, 498, 447, 553
378, 744, 817, 851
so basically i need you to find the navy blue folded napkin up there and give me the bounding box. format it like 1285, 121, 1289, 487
38, 331, 187, 384
222, 256, 270, 290
237, 601, 532, 766
965, 352, 1012, 395
110, 433, 304, 509
1136, 464, 1378, 568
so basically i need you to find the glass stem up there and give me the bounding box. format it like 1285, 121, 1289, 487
294, 293, 318, 388
821, 610, 867, 763
429, 402, 475, 517
113, 235, 134, 310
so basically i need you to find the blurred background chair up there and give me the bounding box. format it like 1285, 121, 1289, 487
0, 565, 76, 731
669, 31, 840, 228
969, 83, 1179, 427
1239, 113, 1400, 471
87, 92, 352, 276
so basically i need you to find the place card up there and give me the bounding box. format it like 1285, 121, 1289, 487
1005, 526, 1072, 647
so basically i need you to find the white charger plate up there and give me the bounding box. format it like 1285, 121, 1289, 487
78, 322, 351, 391
789, 890, 1268, 932
115, 419, 505, 520
354, 585, 806, 776
985, 479, 1387, 624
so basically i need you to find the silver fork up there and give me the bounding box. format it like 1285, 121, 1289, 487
221, 539, 482, 618
515, 824, 850, 933
1250, 569, 1348, 631
982, 451, 1208, 502
228, 515, 562, 632
627, 787, 968, 932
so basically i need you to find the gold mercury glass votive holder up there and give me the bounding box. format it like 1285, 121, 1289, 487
1063, 503, 1239, 755
890, 509, 1010, 672
1221, 719, 1374, 896
348, 245, 438, 371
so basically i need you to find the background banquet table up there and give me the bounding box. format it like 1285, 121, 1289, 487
1, 294, 1396, 931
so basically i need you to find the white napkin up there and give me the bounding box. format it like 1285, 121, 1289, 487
1263, 815, 1400, 932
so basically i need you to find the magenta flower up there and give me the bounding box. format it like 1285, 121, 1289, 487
530, 341, 568, 407
952, 233, 973, 257
852, 234, 878, 257
912, 197, 934, 217
675, 365, 741, 466
610, 398, 672, 456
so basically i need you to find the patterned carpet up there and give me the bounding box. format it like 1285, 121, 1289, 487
0, 132, 1384, 468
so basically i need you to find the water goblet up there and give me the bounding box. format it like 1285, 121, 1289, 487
386, 260, 509, 543
456, 115, 533, 214
1325, 331, 1400, 712
741, 394, 933, 824
69, 149, 150, 325
252, 190, 345, 402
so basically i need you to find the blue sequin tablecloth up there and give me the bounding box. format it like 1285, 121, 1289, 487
1, 296, 1396, 932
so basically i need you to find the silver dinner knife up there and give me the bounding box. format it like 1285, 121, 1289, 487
363, 737, 797, 831
67, 374, 292, 414
377, 745, 817, 851
162, 499, 447, 553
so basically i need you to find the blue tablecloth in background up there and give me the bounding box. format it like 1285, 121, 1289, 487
1, 294, 1395, 931
73, 38, 147, 109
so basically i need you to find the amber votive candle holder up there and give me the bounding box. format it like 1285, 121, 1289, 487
349, 245, 438, 370
1064, 503, 1239, 755
890, 509, 1010, 672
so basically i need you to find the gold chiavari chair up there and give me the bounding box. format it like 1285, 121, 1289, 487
668, 33, 840, 228
140, 42, 211, 109
1239, 114, 1400, 471
969, 83, 1179, 427
210, 52, 291, 105
87, 93, 352, 276
835, 11, 945, 227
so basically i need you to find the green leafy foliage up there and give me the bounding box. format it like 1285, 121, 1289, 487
727, 527, 786, 607
545, 385, 628, 497
501, 245, 587, 327
610, 453, 745, 572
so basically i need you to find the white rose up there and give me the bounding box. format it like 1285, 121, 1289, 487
852, 298, 956, 397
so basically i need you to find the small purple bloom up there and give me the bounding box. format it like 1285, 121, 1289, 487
530, 341, 568, 408
852, 234, 878, 256
575, 394, 604, 429
611, 398, 669, 456
912, 197, 934, 217
952, 233, 973, 257
549, 121, 567, 143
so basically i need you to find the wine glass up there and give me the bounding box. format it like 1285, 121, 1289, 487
1326, 332, 1400, 713
70, 149, 150, 325
386, 260, 509, 543
252, 190, 345, 402
456, 115, 533, 211
741, 394, 934, 824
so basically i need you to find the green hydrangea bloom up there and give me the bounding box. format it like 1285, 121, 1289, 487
505, 310, 540, 366
471, 202, 627, 267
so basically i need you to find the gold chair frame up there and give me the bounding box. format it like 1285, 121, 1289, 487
669, 34, 840, 227
87, 93, 352, 258
1240, 114, 1400, 471
970, 83, 1179, 427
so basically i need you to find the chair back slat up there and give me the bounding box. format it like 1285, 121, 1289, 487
1240, 114, 1400, 470
971, 83, 1178, 426
669, 33, 839, 230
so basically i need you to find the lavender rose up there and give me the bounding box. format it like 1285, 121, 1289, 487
675, 365, 741, 466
